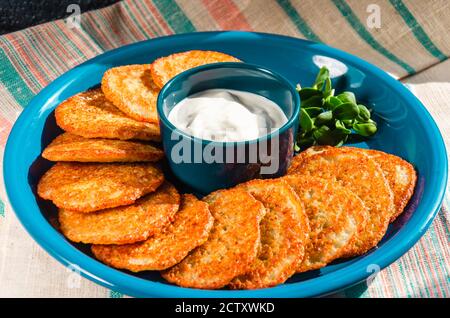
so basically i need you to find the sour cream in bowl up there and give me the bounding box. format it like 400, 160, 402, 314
167, 89, 288, 142
157, 62, 300, 194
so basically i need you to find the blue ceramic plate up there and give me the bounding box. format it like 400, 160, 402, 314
3, 31, 447, 298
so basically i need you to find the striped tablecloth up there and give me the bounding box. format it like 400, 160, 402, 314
0, 0, 449, 298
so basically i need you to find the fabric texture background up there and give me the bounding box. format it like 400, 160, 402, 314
0, 0, 448, 298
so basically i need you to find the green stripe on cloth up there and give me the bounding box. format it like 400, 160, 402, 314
153, 0, 196, 33
276, 0, 321, 42
332, 0, 415, 75
122, 1, 152, 39
389, 0, 447, 62
438, 207, 450, 238
0, 48, 34, 107
0, 198, 4, 217
134, 1, 165, 36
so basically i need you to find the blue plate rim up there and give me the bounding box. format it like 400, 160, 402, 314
3, 31, 448, 298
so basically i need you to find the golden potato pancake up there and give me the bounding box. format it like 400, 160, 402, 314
150, 50, 240, 89
357, 148, 417, 222
287, 145, 331, 174
292, 146, 416, 223
229, 179, 309, 289
91, 194, 213, 270
59, 182, 179, 245
283, 175, 367, 272
42, 133, 164, 162
37, 162, 164, 213
55, 88, 160, 141
289, 147, 394, 256
101, 64, 159, 123
161, 188, 265, 289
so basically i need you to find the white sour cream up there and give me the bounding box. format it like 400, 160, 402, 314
167, 89, 288, 142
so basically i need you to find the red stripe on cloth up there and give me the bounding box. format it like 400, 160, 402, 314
16, 32, 57, 82
141, 1, 173, 35
202, 0, 252, 31
47, 25, 83, 63
3, 34, 48, 88
30, 26, 78, 75
85, 11, 119, 49
54, 20, 99, 57
0, 116, 12, 148
127, 1, 158, 38
30, 28, 69, 75
102, 7, 135, 46
422, 231, 445, 297
101, 3, 142, 43
415, 240, 439, 297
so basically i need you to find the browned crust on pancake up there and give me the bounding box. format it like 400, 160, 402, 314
161, 188, 265, 289
289, 147, 394, 256
42, 133, 164, 162
287, 146, 332, 175
91, 194, 213, 271
283, 175, 367, 272
361, 148, 417, 222
150, 50, 240, 89
55, 88, 160, 141
37, 162, 164, 212
101, 64, 159, 123
59, 182, 179, 244
229, 179, 309, 289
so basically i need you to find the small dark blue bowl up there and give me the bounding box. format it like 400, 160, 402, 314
157, 62, 300, 194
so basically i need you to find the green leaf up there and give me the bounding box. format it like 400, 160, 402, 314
333, 102, 360, 120
313, 67, 330, 90
299, 88, 322, 101
353, 122, 377, 136
342, 119, 354, 128
296, 135, 315, 149
299, 108, 314, 133
356, 104, 371, 122
304, 107, 323, 117
312, 125, 330, 141
313, 126, 348, 146
323, 77, 333, 98
301, 95, 323, 108
337, 92, 356, 105
335, 120, 352, 134
294, 66, 378, 150
324, 96, 342, 110
315, 110, 333, 125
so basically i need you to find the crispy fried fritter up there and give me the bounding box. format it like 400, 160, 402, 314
289, 147, 394, 256
101, 64, 159, 123
229, 179, 309, 289
161, 188, 265, 289
59, 182, 179, 244
91, 194, 213, 270
150, 50, 240, 89
42, 133, 164, 162
55, 88, 160, 141
290, 146, 417, 224
37, 162, 164, 213
283, 175, 367, 272
287, 146, 332, 174
359, 148, 417, 222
